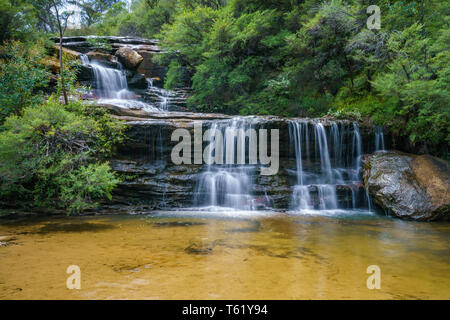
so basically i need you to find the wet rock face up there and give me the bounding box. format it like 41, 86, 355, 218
126, 72, 148, 89
136, 50, 166, 79
115, 47, 144, 70
52, 36, 161, 54
363, 151, 450, 221
101, 117, 380, 212
55, 36, 167, 89
86, 51, 116, 63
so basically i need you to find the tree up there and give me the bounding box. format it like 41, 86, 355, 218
0, 41, 48, 123
0, 0, 38, 42
70, 0, 121, 26
50, 0, 73, 104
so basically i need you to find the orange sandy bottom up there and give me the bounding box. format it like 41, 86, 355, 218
0, 212, 449, 299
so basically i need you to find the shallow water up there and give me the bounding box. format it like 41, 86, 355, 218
0, 211, 449, 299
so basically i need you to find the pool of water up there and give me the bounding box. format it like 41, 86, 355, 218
0, 211, 449, 299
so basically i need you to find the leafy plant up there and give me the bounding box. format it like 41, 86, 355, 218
0, 99, 125, 213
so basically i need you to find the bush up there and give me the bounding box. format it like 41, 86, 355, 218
60, 163, 120, 214
0, 99, 125, 213
164, 60, 184, 89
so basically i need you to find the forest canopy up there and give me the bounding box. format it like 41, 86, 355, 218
0, 0, 449, 158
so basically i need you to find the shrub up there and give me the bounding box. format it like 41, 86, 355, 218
0, 99, 125, 213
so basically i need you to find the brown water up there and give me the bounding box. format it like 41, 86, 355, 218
0, 211, 449, 299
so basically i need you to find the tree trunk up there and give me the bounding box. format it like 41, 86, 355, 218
53, 1, 68, 105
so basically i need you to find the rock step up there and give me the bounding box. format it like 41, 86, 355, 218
52, 36, 159, 45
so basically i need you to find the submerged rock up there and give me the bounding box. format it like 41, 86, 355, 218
0, 235, 16, 247
363, 151, 450, 221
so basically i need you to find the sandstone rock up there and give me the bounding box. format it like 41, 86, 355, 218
136, 50, 155, 78
86, 51, 115, 63
115, 47, 143, 70
363, 151, 450, 221
136, 51, 166, 81
51, 45, 81, 59
127, 72, 148, 89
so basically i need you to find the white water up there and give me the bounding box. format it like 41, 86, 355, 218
80, 54, 159, 112
375, 126, 386, 151
193, 117, 269, 211
289, 120, 371, 213
146, 78, 172, 111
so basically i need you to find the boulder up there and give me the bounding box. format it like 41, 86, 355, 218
115, 47, 143, 70
363, 151, 450, 221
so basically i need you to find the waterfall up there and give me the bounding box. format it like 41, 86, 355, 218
289, 120, 370, 212
80, 54, 89, 65
193, 117, 264, 211
374, 126, 385, 151
314, 122, 333, 183
352, 122, 362, 181
90, 62, 132, 99
289, 121, 305, 185
146, 78, 174, 111
79, 54, 159, 112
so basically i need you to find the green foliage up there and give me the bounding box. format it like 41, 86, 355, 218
152, 0, 449, 156
0, 41, 48, 123
164, 60, 184, 89
0, 99, 125, 213
68, 0, 179, 37
1, 0, 448, 164
59, 163, 120, 213
369, 22, 449, 154
0, 0, 39, 42
86, 37, 113, 52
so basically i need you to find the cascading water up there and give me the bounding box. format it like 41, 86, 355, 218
90, 61, 132, 99
289, 120, 371, 213
374, 126, 385, 151
146, 78, 171, 111
80, 54, 159, 112
193, 118, 265, 211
